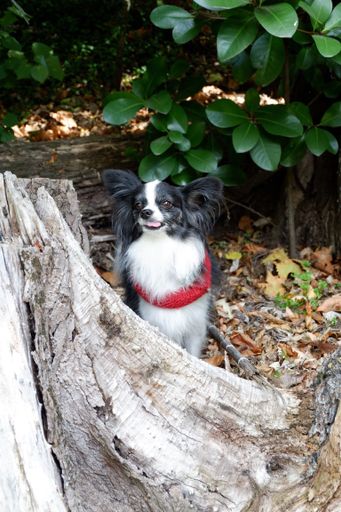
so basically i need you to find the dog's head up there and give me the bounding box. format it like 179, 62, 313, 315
103, 169, 224, 239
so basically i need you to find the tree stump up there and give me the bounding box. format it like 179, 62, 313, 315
1, 172, 340, 512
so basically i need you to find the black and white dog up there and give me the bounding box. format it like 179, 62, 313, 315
103, 169, 224, 357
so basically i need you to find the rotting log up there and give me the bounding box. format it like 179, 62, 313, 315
1, 172, 341, 512
0, 134, 142, 230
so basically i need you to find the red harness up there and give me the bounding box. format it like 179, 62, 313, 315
133, 250, 212, 309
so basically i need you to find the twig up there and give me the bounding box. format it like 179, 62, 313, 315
208, 325, 257, 378
226, 198, 273, 223
208, 325, 282, 394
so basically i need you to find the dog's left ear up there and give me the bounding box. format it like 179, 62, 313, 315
183, 176, 224, 210
182, 176, 224, 233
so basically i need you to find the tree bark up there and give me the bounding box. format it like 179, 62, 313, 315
0, 135, 142, 231
1, 172, 340, 512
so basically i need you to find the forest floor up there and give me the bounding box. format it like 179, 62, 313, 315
5, 90, 341, 395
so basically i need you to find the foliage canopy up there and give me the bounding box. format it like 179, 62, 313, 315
104, 0, 341, 184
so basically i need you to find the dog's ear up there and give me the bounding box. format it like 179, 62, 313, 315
102, 169, 141, 199
183, 177, 224, 209
182, 177, 224, 233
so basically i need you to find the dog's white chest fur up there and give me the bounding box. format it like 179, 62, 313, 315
126, 232, 209, 357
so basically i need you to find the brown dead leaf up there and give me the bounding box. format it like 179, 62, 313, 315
230, 331, 262, 355
205, 354, 225, 367
260, 272, 286, 297
238, 215, 254, 232
317, 294, 341, 312
278, 343, 298, 358
311, 247, 334, 274
50, 110, 77, 129
96, 268, 121, 287
243, 243, 267, 255
262, 248, 302, 298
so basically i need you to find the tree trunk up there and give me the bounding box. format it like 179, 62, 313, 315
0, 135, 142, 231
1, 172, 341, 512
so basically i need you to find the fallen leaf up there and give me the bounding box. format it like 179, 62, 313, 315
263, 248, 301, 280
225, 251, 242, 260
317, 294, 341, 312
205, 354, 225, 367
311, 247, 334, 274
50, 110, 77, 129
238, 215, 253, 232
260, 272, 286, 297
230, 331, 262, 355
278, 343, 298, 358
96, 269, 121, 287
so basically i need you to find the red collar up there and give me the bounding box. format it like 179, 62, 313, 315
133, 250, 212, 309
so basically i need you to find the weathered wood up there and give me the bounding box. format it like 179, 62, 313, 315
0, 135, 142, 229
1, 172, 341, 512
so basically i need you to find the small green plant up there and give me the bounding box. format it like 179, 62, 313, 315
275, 269, 329, 312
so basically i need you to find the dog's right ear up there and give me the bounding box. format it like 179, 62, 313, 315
102, 169, 141, 199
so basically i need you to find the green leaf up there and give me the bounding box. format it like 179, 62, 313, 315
184, 148, 219, 172
280, 137, 306, 167
250, 33, 285, 86
138, 154, 179, 181
289, 102, 313, 127
30, 64, 48, 83
150, 136, 173, 155
312, 35, 341, 58
232, 122, 259, 153
256, 106, 303, 138
324, 130, 339, 155
210, 165, 247, 186
255, 4, 299, 38
171, 169, 198, 185
2, 35, 21, 51
32, 42, 53, 58
217, 16, 258, 62
299, 0, 332, 30
206, 99, 248, 128
145, 91, 172, 114
151, 114, 168, 132
168, 131, 191, 151
186, 121, 206, 147
166, 104, 188, 134
194, 0, 249, 10
250, 134, 281, 171
172, 19, 201, 44
245, 89, 260, 112
230, 52, 253, 84
103, 95, 144, 125
0, 126, 15, 142
2, 112, 18, 127
46, 55, 64, 80
323, 4, 341, 32
150, 6, 192, 29
132, 57, 167, 98
305, 127, 331, 156
320, 101, 341, 127
296, 46, 316, 70
176, 75, 206, 100
169, 59, 189, 78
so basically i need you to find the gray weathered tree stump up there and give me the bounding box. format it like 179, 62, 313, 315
0, 172, 340, 512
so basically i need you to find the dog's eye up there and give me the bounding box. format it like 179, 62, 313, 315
162, 200, 172, 209
134, 201, 143, 210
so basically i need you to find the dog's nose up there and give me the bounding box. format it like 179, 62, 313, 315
141, 208, 153, 219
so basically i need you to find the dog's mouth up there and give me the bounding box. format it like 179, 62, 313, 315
143, 221, 165, 230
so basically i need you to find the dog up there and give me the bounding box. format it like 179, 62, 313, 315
103, 169, 224, 358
